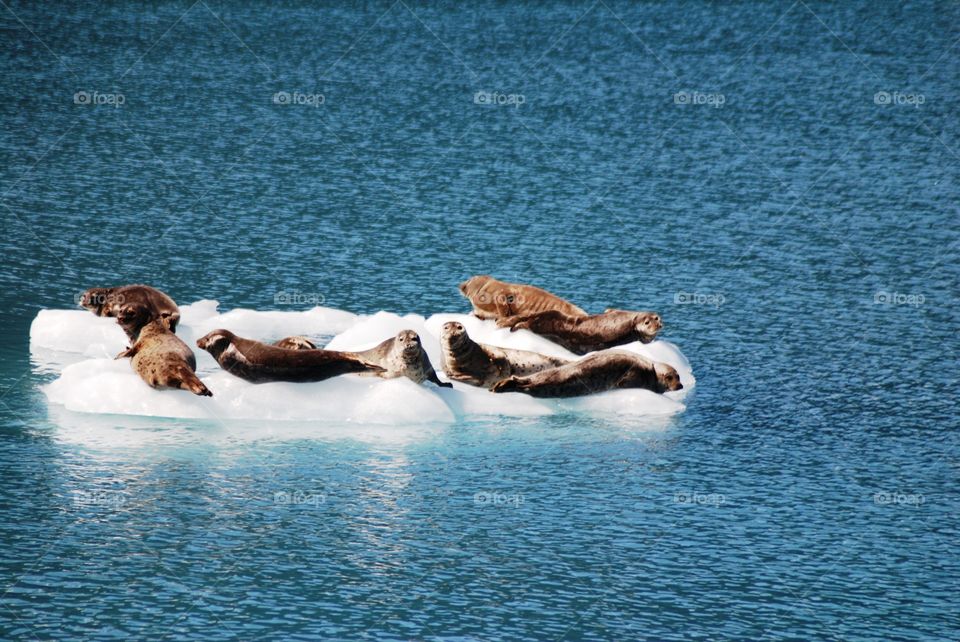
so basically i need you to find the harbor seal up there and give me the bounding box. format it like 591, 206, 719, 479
491, 350, 682, 397
496, 309, 663, 354
355, 330, 452, 387
116, 319, 211, 396
196, 329, 384, 384
459, 275, 587, 321
273, 336, 317, 350
80, 284, 180, 340
439, 321, 570, 388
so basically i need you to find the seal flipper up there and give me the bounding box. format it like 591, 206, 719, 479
491, 376, 523, 393
175, 366, 213, 397
499, 310, 566, 332
115, 344, 139, 360
427, 370, 453, 388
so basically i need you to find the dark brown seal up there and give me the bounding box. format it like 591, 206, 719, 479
355, 330, 452, 388
116, 319, 211, 396
491, 350, 682, 397
273, 336, 317, 350
459, 275, 587, 321
196, 329, 383, 384
439, 321, 570, 388
79, 284, 180, 340
496, 309, 663, 354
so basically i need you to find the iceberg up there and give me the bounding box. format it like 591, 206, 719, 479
32, 301, 695, 425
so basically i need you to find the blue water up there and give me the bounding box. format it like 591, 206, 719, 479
2, 0, 959, 639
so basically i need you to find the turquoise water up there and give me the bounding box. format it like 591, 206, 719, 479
2, 1, 959, 639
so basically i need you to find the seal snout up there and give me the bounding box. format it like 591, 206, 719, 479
636, 312, 663, 341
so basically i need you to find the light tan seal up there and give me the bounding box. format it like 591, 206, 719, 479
355, 330, 452, 388
459, 275, 587, 321
491, 350, 682, 397
496, 309, 663, 354
196, 329, 384, 384
79, 284, 180, 340
439, 321, 570, 388
273, 336, 317, 350
116, 319, 212, 396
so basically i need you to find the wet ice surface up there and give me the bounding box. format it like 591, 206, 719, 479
32, 301, 694, 425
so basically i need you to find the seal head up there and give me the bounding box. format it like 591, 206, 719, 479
653, 361, 683, 392
196, 329, 234, 359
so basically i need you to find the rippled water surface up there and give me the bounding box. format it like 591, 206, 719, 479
2, 1, 958, 640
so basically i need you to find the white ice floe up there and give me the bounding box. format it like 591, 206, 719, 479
32, 301, 695, 424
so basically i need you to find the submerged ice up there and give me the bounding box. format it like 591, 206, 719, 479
32, 301, 695, 424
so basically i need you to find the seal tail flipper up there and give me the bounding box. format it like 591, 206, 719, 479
352, 360, 387, 377
178, 367, 213, 397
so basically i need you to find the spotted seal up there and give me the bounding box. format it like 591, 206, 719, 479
196, 329, 383, 383
491, 350, 682, 397
439, 321, 570, 388
355, 330, 452, 388
116, 319, 211, 396
459, 275, 587, 321
496, 309, 663, 354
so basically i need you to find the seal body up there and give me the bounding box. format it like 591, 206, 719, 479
117, 320, 211, 396
439, 321, 570, 388
497, 309, 663, 354
459, 275, 587, 321
196, 329, 383, 384
491, 350, 682, 398
273, 336, 317, 350
80, 284, 180, 341
356, 330, 452, 387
